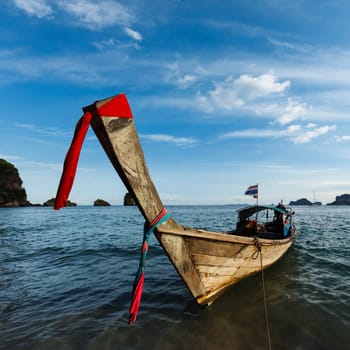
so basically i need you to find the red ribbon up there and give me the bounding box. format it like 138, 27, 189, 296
128, 272, 145, 325
54, 111, 93, 210
54, 93, 133, 210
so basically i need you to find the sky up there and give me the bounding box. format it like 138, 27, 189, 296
1, 0, 350, 206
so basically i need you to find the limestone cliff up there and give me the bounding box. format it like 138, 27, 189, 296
327, 194, 350, 205
0, 159, 29, 207
289, 198, 312, 206
289, 198, 322, 206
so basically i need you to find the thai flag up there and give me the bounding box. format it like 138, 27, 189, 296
245, 184, 258, 199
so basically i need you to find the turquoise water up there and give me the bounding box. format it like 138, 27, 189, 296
1, 205, 349, 349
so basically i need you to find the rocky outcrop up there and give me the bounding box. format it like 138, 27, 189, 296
0, 159, 30, 207
289, 198, 322, 206
289, 198, 312, 206
123, 192, 136, 206
43, 198, 77, 207
93, 199, 110, 206
327, 194, 350, 205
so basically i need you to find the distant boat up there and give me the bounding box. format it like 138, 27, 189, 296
54, 93, 297, 316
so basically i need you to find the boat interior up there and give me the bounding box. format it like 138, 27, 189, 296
233, 205, 295, 239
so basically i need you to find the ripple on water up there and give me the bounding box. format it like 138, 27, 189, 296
0, 205, 349, 350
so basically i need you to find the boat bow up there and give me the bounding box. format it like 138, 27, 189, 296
54, 93, 297, 312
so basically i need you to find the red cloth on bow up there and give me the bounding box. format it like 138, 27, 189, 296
54, 93, 133, 210
54, 111, 93, 210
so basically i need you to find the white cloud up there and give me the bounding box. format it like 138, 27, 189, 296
177, 74, 197, 88
196, 91, 213, 112
277, 98, 307, 125
140, 133, 197, 146
125, 27, 142, 41
13, 0, 53, 18
13, 122, 71, 136
254, 98, 308, 125
306, 123, 317, 128
92, 38, 140, 50
92, 38, 119, 50
58, 0, 133, 30
221, 128, 278, 139
0, 154, 23, 161
166, 61, 198, 89
220, 123, 336, 144
292, 125, 336, 144
13, 122, 36, 130
267, 37, 310, 53
13, 0, 136, 31
197, 73, 290, 112
335, 135, 350, 142
286, 124, 301, 133
16, 160, 64, 171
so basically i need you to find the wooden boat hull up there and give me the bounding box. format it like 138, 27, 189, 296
58, 93, 297, 307
155, 226, 295, 305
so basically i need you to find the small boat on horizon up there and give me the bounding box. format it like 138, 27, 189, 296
54, 93, 297, 323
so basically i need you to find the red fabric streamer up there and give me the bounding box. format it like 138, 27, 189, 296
54, 111, 93, 210
128, 272, 145, 324
54, 93, 133, 210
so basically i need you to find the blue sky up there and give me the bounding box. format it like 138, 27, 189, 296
1, 0, 350, 205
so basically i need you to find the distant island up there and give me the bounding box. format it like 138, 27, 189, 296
94, 199, 111, 206
124, 192, 136, 206
326, 194, 350, 206
289, 194, 350, 206
43, 198, 77, 207
289, 198, 322, 206
2, 158, 350, 208
0, 158, 134, 207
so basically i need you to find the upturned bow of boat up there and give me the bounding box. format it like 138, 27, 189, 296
55, 93, 297, 307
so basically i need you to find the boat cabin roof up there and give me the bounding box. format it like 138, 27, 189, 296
237, 205, 289, 222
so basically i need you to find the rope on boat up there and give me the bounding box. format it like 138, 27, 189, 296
128, 208, 171, 325
253, 237, 272, 350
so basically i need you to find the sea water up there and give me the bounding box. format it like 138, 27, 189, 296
1, 205, 349, 350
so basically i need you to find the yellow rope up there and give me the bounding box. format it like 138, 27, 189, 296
253, 237, 272, 350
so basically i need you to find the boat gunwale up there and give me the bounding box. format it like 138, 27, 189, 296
156, 224, 297, 246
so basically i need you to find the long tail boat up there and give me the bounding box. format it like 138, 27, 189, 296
54, 93, 297, 322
